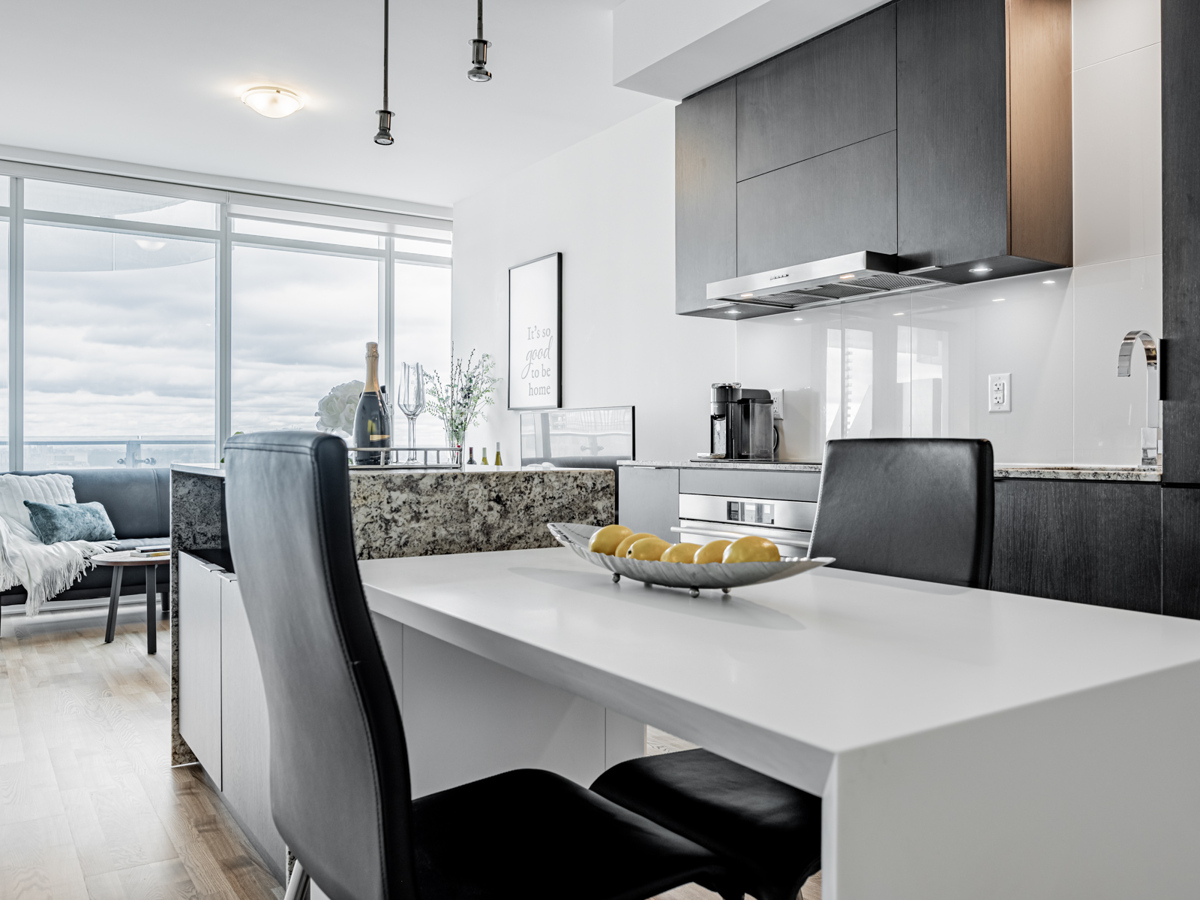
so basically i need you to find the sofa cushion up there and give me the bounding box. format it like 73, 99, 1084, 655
25, 501, 116, 544
0, 473, 75, 532
10, 468, 170, 539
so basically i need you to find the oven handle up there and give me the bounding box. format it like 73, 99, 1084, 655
670, 525, 810, 550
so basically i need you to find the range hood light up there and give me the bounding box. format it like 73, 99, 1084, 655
970, 265, 993, 275
1043, 279, 1056, 285
740, 293, 755, 298
839, 273, 856, 280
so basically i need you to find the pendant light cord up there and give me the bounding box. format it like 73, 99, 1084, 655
382, 0, 390, 111
477, 0, 484, 41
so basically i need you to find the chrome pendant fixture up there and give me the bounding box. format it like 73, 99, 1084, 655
468, 0, 492, 82
374, 0, 395, 145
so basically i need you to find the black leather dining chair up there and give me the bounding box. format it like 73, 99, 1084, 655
592, 438, 996, 900
224, 432, 729, 900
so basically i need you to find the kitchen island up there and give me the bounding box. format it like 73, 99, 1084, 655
168, 462, 615, 876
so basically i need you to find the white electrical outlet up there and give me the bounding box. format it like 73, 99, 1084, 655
769, 389, 785, 420
988, 373, 1011, 412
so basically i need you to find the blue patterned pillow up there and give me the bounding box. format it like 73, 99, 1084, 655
23, 500, 116, 544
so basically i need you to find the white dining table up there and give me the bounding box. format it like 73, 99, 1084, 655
359, 547, 1200, 900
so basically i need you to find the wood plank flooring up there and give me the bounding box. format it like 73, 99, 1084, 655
0, 606, 280, 900
0, 607, 815, 900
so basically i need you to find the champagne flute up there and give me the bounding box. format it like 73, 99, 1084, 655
398, 362, 426, 463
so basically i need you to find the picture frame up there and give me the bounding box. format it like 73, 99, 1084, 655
508, 252, 562, 410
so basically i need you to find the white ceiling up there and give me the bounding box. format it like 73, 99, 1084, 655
0, 0, 661, 209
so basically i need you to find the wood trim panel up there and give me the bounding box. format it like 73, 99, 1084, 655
1006, 0, 1073, 266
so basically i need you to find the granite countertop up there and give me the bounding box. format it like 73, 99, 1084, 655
619, 460, 1163, 482
170, 463, 598, 479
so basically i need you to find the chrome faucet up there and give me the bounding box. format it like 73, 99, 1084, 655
1117, 331, 1160, 467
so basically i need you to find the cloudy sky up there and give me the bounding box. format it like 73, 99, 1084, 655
1, 189, 451, 466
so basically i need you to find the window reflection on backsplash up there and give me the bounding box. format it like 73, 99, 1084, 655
735, 261, 1162, 466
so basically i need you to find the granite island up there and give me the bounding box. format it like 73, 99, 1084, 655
169, 462, 615, 767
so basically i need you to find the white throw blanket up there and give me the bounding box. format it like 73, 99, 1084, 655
0, 514, 116, 616
0, 473, 117, 616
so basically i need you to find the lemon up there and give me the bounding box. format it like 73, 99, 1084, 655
722, 535, 781, 563
627, 537, 672, 560
660, 542, 702, 564
694, 540, 732, 564
614, 532, 656, 559
589, 524, 632, 556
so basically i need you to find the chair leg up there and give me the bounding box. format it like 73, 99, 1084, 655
283, 860, 309, 900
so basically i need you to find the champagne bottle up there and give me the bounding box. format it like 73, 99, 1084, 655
481, 446, 489, 465
467, 446, 476, 465
494, 442, 502, 466
353, 342, 391, 465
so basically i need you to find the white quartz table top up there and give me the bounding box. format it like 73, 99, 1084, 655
361, 547, 1200, 785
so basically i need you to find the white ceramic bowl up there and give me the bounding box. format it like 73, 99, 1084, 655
548, 522, 834, 597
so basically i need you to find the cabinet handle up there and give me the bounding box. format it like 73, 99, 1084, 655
670, 525, 810, 549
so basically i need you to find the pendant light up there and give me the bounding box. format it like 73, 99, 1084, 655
468, 0, 492, 82
374, 0, 395, 145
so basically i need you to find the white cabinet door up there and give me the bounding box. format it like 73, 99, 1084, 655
219, 574, 286, 876
178, 552, 222, 788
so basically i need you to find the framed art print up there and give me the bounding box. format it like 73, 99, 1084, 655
508, 252, 562, 410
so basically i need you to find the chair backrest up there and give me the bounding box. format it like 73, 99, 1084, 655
224, 433, 417, 900
807, 438, 994, 588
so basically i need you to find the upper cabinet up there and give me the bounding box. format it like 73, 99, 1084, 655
736, 7, 897, 182
676, 0, 1073, 319
898, 0, 1073, 282
675, 79, 738, 317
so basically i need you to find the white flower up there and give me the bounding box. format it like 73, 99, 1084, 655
315, 380, 364, 436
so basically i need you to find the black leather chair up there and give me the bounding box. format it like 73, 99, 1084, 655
591, 438, 996, 900
224, 432, 729, 900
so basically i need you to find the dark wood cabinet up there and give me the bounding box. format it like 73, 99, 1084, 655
991, 479, 1161, 615
736, 132, 897, 276
1162, 0, 1200, 485
897, 0, 1072, 281
735, 5, 896, 183
1162, 486, 1200, 618
675, 80, 737, 316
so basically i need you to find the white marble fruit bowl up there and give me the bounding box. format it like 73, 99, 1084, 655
548, 523, 834, 597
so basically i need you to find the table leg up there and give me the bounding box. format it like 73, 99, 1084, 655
147, 565, 157, 654
104, 568, 124, 643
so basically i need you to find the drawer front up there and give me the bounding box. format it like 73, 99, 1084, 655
676, 520, 811, 553
678, 468, 821, 502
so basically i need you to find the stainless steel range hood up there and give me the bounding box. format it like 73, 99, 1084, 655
705, 251, 948, 312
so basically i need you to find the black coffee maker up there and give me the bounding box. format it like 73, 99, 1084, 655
708, 383, 776, 460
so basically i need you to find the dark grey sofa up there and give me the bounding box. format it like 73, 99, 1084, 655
0, 468, 170, 609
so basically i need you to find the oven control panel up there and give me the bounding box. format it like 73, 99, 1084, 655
727, 500, 774, 525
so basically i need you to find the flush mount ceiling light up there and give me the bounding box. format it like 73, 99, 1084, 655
468, 0, 492, 82
374, 0, 395, 145
242, 86, 304, 118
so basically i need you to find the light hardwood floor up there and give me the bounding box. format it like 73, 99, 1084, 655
0, 606, 280, 900
1, 608, 778, 900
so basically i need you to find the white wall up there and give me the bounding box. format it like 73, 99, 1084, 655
453, 0, 1161, 467
450, 102, 733, 463
737, 0, 1163, 465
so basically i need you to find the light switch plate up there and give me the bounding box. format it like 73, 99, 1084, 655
989, 373, 1011, 412
769, 389, 785, 420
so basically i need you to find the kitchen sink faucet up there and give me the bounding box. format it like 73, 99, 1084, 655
1117, 331, 1160, 467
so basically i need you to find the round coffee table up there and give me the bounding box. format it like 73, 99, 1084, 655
93, 550, 168, 653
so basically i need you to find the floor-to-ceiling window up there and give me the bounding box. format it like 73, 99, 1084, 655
22, 181, 218, 468
0, 166, 452, 471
